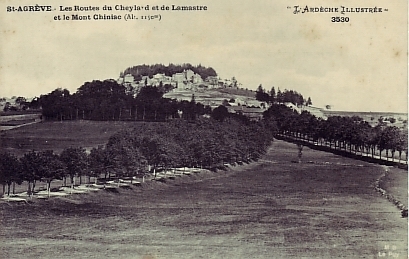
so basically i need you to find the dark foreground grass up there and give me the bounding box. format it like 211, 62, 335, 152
1, 140, 407, 259
0, 120, 143, 156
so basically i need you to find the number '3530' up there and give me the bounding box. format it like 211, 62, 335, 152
331, 17, 349, 22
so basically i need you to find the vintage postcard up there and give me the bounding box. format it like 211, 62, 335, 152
1, 0, 407, 258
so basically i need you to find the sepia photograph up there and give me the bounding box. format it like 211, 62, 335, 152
0, 0, 407, 258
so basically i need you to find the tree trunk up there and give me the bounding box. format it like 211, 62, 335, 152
27, 182, 32, 197
47, 181, 51, 198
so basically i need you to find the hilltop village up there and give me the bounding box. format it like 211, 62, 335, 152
116, 68, 328, 121
117, 68, 240, 94
116, 68, 267, 120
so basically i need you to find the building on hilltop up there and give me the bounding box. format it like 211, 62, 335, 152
153, 73, 166, 80
172, 72, 186, 84
191, 73, 203, 84
118, 69, 243, 93
227, 106, 264, 121
117, 74, 141, 96
124, 74, 135, 83
184, 69, 195, 82
118, 74, 133, 84
205, 76, 218, 88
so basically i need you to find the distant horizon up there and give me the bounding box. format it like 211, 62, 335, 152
1, 86, 407, 115
321, 109, 408, 115
1, 63, 407, 113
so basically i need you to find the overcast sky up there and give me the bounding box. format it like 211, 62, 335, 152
0, 0, 407, 112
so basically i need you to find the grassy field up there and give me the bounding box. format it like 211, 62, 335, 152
0, 120, 141, 156
164, 88, 258, 106
1, 140, 407, 259
213, 87, 256, 98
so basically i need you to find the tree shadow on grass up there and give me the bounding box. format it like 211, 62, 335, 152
104, 187, 119, 194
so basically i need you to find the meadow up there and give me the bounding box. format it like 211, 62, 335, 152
1, 140, 407, 259
0, 120, 142, 156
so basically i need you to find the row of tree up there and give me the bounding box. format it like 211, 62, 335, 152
256, 85, 312, 107
0, 148, 87, 197
0, 117, 276, 197
36, 79, 313, 122
263, 104, 408, 162
121, 63, 217, 81
39, 83, 213, 121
